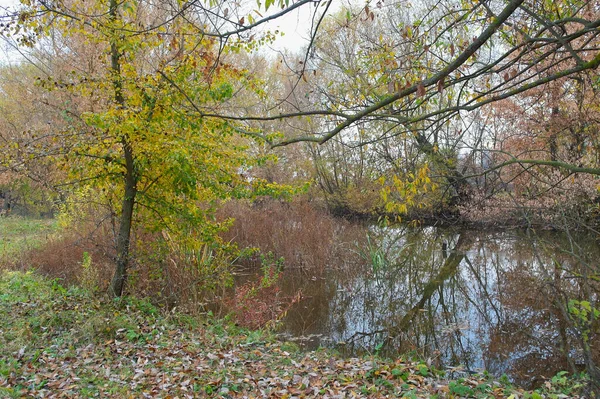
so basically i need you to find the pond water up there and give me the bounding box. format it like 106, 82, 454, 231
262, 226, 600, 388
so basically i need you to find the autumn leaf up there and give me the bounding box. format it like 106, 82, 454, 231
437, 77, 445, 93
1, 270, 559, 399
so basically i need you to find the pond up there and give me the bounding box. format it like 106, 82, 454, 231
257, 226, 600, 388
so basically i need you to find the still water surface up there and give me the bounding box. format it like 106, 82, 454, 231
267, 226, 599, 387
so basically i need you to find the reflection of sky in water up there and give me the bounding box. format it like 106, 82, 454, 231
276, 228, 599, 386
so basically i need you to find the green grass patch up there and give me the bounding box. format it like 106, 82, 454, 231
0, 217, 56, 260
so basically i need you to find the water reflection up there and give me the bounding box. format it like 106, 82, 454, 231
274, 227, 600, 388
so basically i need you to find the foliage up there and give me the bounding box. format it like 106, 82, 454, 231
258, 251, 285, 288
380, 163, 440, 218
0, 178, 55, 217
531, 371, 590, 399
2, 0, 300, 295
568, 299, 600, 342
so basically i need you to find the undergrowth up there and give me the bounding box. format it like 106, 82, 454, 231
0, 270, 591, 398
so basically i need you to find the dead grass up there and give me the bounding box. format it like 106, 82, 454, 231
5, 199, 367, 322
17, 223, 115, 291
13, 220, 232, 311
219, 199, 366, 273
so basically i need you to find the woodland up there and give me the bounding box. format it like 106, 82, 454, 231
0, 0, 600, 397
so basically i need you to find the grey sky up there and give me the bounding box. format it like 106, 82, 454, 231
0, 0, 321, 54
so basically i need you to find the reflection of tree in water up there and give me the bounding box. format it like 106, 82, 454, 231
277, 225, 600, 389
488, 231, 600, 388
486, 263, 569, 387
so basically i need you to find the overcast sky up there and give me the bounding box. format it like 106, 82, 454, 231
0, 0, 16, 10
0, 0, 322, 55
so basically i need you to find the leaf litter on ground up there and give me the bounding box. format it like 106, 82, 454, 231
0, 271, 589, 398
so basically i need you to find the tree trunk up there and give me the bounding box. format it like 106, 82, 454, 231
415, 131, 468, 206
108, 0, 137, 297
110, 141, 136, 297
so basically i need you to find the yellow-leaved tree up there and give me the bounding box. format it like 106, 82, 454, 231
5, 0, 296, 296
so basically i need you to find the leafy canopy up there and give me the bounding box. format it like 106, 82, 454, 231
7, 0, 298, 274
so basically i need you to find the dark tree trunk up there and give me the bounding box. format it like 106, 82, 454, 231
415, 132, 469, 206
110, 141, 137, 297
108, 0, 137, 297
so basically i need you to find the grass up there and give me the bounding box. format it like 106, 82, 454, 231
0, 217, 56, 260
0, 270, 591, 398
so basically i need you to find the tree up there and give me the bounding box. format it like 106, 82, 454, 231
159, 0, 600, 185
276, 0, 600, 141
1, 0, 303, 296
0, 63, 62, 216
265, 0, 600, 215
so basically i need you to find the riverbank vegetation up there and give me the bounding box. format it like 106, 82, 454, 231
0, 270, 591, 398
1, 0, 599, 395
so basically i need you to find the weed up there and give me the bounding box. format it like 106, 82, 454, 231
392, 367, 409, 380
359, 234, 389, 275
259, 252, 284, 288
79, 251, 100, 293
449, 379, 475, 397
416, 363, 430, 377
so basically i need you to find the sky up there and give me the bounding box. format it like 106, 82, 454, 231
0, 0, 322, 55
0, 0, 19, 63
266, 4, 318, 53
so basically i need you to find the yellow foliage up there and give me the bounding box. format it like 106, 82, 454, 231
8, 0, 301, 292
379, 164, 439, 217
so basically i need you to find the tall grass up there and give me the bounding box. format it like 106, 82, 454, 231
3, 199, 369, 323
358, 234, 389, 275
219, 199, 367, 273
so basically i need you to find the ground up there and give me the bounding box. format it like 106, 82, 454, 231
0, 271, 588, 398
